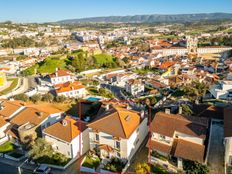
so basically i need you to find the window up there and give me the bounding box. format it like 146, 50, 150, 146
116, 152, 121, 158
159, 135, 166, 140
229, 156, 232, 166
115, 141, 120, 149
47, 122, 50, 127
68, 151, 70, 156
135, 138, 139, 145
56, 146, 59, 150
95, 134, 99, 141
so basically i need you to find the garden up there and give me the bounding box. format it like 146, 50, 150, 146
0, 141, 16, 153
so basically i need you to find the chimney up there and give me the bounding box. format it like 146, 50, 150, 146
178, 106, 182, 115
140, 110, 144, 119
165, 108, 170, 114
62, 120, 67, 126
105, 104, 109, 111
55, 68, 58, 77
36, 112, 43, 117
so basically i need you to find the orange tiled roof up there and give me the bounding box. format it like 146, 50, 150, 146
49, 69, 72, 78
0, 100, 25, 118
10, 107, 50, 126
173, 138, 205, 162
44, 116, 87, 142
88, 104, 141, 139
159, 61, 176, 69
152, 112, 208, 139
55, 81, 85, 93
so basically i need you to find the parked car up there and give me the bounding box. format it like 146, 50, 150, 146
34, 164, 51, 174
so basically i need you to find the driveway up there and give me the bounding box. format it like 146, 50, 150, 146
207, 120, 224, 174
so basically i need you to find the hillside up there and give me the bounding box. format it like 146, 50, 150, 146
58, 13, 232, 24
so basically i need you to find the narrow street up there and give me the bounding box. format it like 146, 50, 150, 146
207, 120, 224, 174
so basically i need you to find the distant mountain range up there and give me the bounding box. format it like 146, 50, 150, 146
58, 13, 232, 24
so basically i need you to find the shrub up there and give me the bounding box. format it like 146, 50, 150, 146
14, 93, 29, 102
42, 93, 54, 103
55, 95, 67, 103
30, 94, 42, 103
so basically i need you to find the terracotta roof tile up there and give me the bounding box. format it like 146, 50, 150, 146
88, 104, 141, 139
55, 81, 85, 93
152, 112, 208, 139
173, 139, 205, 162
44, 116, 87, 142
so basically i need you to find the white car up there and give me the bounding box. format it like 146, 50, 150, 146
34, 164, 51, 174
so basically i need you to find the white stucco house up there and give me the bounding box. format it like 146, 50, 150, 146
125, 79, 144, 96
43, 116, 90, 159
87, 103, 148, 162
54, 81, 86, 98
148, 110, 209, 168
49, 69, 73, 85
209, 80, 232, 100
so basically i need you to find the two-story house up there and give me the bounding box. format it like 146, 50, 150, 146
87, 103, 148, 162
43, 116, 89, 159
54, 81, 86, 98
125, 79, 144, 96
49, 69, 73, 85
8, 103, 64, 144
209, 80, 232, 100
148, 111, 208, 168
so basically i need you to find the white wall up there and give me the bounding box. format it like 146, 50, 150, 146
126, 118, 148, 161
225, 137, 232, 171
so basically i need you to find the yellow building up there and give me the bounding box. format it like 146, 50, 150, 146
0, 72, 7, 87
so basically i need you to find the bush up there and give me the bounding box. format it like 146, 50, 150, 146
14, 93, 29, 102
55, 95, 67, 103
103, 157, 126, 172
30, 94, 42, 103
42, 93, 54, 102
29, 138, 70, 166
135, 163, 150, 174
184, 160, 209, 174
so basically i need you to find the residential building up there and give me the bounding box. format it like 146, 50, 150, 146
8, 104, 64, 143
125, 79, 144, 96
49, 69, 73, 85
43, 116, 89, 159
54, 81, 86, 98
209, 80, 232, 100
148, 111, 208, 168
88, 103, 148, 162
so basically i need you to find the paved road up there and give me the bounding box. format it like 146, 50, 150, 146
0, 162, 34, 174
207, 120, 224, 174
101, 83, 125, 100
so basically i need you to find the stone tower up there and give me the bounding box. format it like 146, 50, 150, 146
187, 36, 198, 55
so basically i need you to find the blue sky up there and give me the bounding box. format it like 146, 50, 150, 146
0, 0, 232, 23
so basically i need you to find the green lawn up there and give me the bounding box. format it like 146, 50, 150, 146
0, 142, 15, 153
82, 155, 100, 169
0, 78, 18, 95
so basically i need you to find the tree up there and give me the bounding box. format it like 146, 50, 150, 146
181, 104, 193, 116
14, 94, 29, 102
30, 94, 42, 103
184, 160, 209, 174
135, 163, 150, 174
42, 93, 54, 103
55, 95, 67, 103
29, 138, 69, 166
